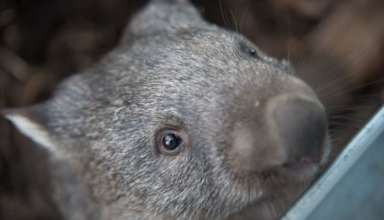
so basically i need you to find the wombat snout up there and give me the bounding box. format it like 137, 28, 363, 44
268, 94, 327, 165
229, 82, 328, 175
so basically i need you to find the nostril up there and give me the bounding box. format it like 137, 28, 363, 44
268, 94, 328, 165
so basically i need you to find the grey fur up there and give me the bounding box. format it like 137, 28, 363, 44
4, 1, 330, 220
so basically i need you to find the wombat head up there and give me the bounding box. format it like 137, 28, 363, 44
4, 0, 330, 219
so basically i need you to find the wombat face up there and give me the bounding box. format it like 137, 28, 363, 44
4, 1, 330, 220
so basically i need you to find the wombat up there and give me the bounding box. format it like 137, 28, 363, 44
2, 0, 331, 219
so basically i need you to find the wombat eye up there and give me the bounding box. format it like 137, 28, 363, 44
239, 41, 259, 59
246, 48, 257, 57
157, 129, 187, 155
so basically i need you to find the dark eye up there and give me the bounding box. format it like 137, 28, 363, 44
157, 129, 187, 155
240, 41, 259, 58
246, 48, 258, 57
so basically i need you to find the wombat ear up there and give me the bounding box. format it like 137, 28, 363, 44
1, 105, 58, 153
125, 0, 204, 38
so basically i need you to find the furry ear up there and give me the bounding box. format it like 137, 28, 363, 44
1, 105, 58, 153
125, 0, 204, 38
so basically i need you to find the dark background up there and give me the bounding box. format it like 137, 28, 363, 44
0, 0, 383, 219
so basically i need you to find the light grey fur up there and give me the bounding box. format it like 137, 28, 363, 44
4, 0, 329, 220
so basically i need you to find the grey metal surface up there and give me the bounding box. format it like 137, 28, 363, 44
283, 106, 384, 220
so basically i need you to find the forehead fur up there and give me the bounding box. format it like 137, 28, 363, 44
44, 24, 290, 149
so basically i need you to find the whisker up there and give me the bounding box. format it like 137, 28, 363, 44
238, 3, 251, 35
317, 78, 384, 97
228, 9, 239, 34
218, 0, 231, 29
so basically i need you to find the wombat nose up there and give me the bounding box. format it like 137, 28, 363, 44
267, 94, 327, 165
229, 94, 328, 173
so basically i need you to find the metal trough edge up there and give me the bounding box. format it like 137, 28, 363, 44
282, 106, 384, 220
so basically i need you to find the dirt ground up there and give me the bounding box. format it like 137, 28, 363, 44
0, 0, 383, 219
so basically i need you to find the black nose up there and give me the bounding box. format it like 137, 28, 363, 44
269, 94, 327, 164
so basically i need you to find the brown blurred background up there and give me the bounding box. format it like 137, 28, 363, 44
0, 0, 383, 219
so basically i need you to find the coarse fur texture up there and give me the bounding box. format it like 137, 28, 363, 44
3, 0, 330, 220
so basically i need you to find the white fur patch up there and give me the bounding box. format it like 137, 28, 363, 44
6, 114, 57, 152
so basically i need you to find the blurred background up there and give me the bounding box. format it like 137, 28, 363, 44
0, 0, 383, 219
